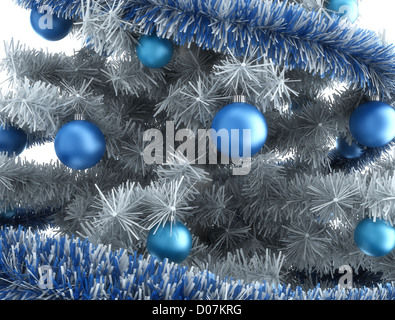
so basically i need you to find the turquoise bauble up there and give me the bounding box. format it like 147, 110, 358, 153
147, 221, 192, 264
354, 218, 395, 257
325, 0, 359, 23
136, 35, 173, 68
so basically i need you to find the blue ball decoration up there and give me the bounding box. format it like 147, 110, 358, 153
30, 7, 73, 41
1, 207, 16, 219
147, 221, 192, 264
335, 136, 364, 159
211, 101, 267, 159
0, 125, 27, 156
136, 35, 173, 68
325, 0, 359, 23
349, 101, 395, 148
354, 218, 395, 257
54, 120, 106, 170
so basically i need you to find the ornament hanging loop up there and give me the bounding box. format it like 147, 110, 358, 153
233, 95, 246, 103
74, 113, 85, 121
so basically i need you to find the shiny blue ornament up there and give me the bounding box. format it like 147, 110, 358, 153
349, 101, 395, 148
136, 35, 173, 68
30, 7, 73, 41
0, 125, 27, 156
54, 120, 106, 170
147, 221, 192, 264
211, 101, 267, 158
325, 0, 359, 23
335, 136, 364, 159
354, 218, 395, 257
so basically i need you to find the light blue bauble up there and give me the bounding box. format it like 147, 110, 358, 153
30, 7, 73, 41
54, 120, 106, 170
325, 0, 359, 23
147, 221, 192, 264
349, 101, 395, 148
211, 102, 267, 159
136, 35, 173, 68
354, 218, 395, 257
335, 136, 364, 159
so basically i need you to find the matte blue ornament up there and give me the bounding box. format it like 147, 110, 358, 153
147, 221, 192, 264
30, 7, 73, 41
0, 125, 27, 156
325, 0, 359, 23
211, 97, 267, 159
354, 218, 395, 257
349, 101, 395, 148
1, 207, 15, 219
335, 136, 364, 159
136, 35, 173, 68
54, 120, 106, 170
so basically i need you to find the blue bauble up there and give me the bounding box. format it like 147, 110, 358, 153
349, 101, 395, 148
335, 136, 364, 159
211, 102, 267, 158
0, 125, 27, 156
136, 35, 173, 68
147, 221, 192, 264
54, 120, 106, 170
1, 207, 15, 219
325, 0, 359, 23
354, 218, 395, 257
30, 7, 73, 41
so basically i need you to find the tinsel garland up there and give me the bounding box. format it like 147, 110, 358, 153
13, 0, 395, 97
1, 226, 394, 300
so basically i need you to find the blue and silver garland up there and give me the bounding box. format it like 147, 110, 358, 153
0, 225, 394, 300
13, 0, 395, 97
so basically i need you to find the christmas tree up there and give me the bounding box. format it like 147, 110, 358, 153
1, 0, 395, 301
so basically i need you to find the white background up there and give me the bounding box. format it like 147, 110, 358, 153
0, 1, 394, 164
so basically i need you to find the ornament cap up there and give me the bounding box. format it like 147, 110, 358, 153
370, 95, 381, 101
74, 114, 85, 121
233, 95, 246, 103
